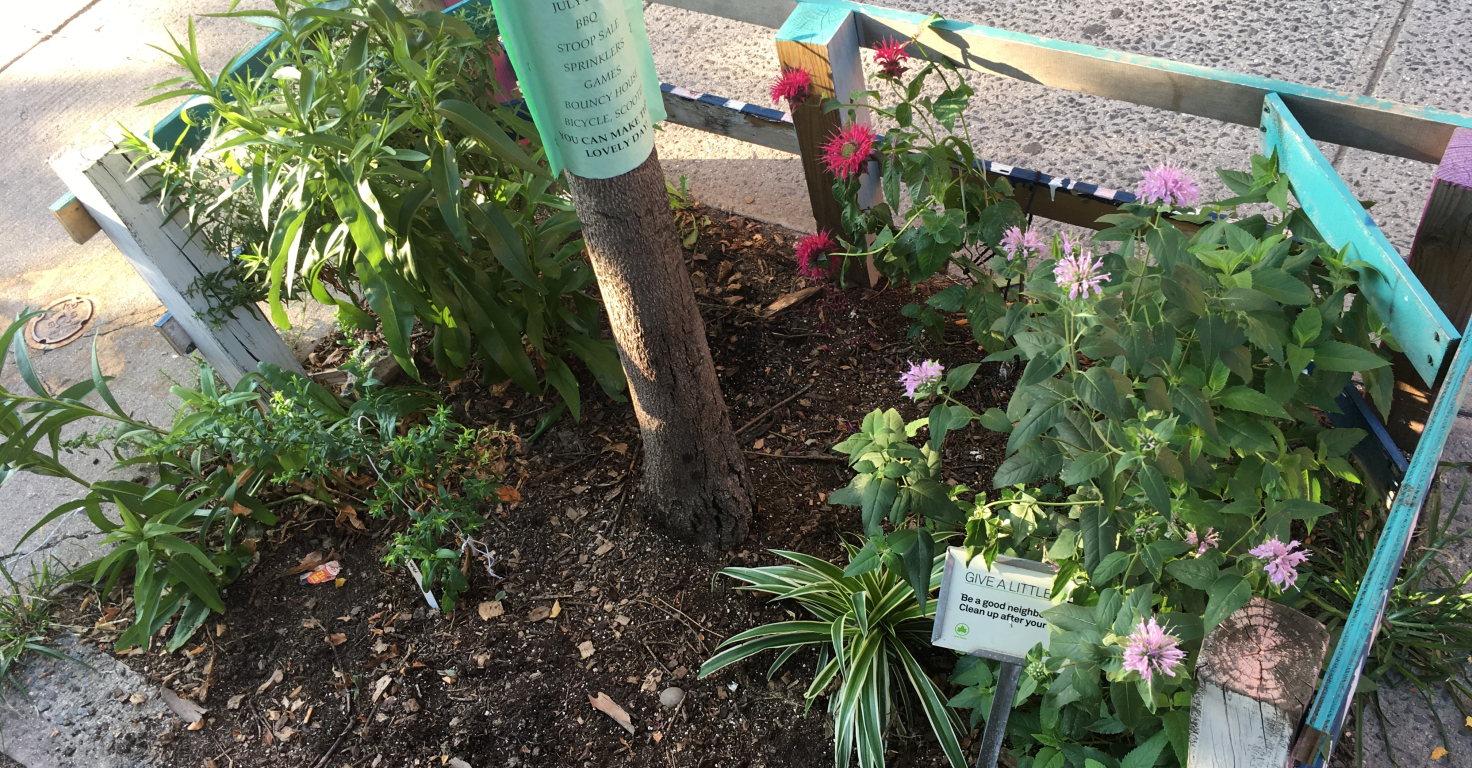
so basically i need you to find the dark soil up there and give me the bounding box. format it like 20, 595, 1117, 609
58, 204, 1019, 768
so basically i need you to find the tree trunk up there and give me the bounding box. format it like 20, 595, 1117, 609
564, 149, 753, 549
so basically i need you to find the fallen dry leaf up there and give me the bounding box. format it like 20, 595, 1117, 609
752, 438, 765, 450
257, 668, 283, 695
325, 633, 347, 647
550, 600, 562, 619
160, 687, 205, 723
1433, 747, 1449, 761
186, 719, 205, 731
578, 641, 596, 659
276, 727, 296, 743
594, 539, 615, 557
653, 732, 663, 744
478, 601, 504, 621
588, 692, 635, 734
282, 551, 326, 577
127, 693, 147, 706
226, 694, 245, 710
474, 652, 492, 668
527, 606, 552, 622
495, 486, 522, 503
205, 759, 219, 768
372, 675, 393, 702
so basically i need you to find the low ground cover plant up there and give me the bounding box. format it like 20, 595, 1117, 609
0, 312, 508, 654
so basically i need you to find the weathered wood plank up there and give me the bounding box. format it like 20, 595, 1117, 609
48, 191, 101, 245
660, 85, 801, 154
1261, 93, 1458, 389
1188, 597, 1328, 768
50, 136, 304, 385
775, 4, 871, 237
1409, 129, 1472, 331
652, 0, 1472, 163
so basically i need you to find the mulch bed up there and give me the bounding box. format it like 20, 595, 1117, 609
56, 204, 1020, 768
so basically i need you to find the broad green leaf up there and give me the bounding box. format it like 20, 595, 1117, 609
1310, 340, 1388, 372
1218, 386, 1290, 419
1204, 574, 1251, 630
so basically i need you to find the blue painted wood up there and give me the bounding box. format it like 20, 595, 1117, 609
775, 2, 853, 43
763, 0, 1472, 164
1297, 315, 1472, 762
1260, 93, 1458, 389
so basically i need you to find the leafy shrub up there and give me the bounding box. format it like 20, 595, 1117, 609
124, 0, 624, 415
699, 544, 966, 768
808, 145, 1399, 764
2, 311, 507, 652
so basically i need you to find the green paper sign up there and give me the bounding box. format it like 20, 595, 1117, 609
491, 0, 667, 179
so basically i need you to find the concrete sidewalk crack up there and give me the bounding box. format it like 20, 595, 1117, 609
1331, 0, 1418, 168
0, 0, 108, 78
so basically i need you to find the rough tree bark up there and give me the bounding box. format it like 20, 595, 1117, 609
564, 148, 753, 549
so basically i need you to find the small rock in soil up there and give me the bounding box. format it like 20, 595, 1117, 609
660, 687, 685, 709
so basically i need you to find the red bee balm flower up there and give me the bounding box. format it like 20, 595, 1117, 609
821, 122, 877, 180
770, 68, 812, 106
874, 38, 910, 78
793, 231, 841, 279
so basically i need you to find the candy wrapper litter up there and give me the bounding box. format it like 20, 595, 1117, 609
301, 560, 341, 585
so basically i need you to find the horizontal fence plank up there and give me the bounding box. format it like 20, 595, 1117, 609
1260, 93, 1458, 388
660, 84, 801, 154
652, 0, 1472, 163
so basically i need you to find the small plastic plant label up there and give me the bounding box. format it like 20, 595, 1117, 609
930, 548, 1059, 663
491, 0, 667, 179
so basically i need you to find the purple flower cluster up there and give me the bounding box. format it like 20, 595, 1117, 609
1121, 616, 1186, 683
1054, 250, 1109, 299
999, 226, 1044, 262
898, 360, 944, 399
1136, 163, 1200, 208
1249, 536, 1311, 590
1184, 527, 1220, 557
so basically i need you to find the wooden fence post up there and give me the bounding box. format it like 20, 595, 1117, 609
1388, 127, 1472, 450
775, 4, 877, 240
50, 133, 304, 385
1187, 597, 1329, 768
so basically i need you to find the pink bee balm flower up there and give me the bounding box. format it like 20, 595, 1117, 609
1060, 231, 1082, 257
1121, 616, 1187, 683
1185, 527, 1220, 557
770, 68, 812, 106
999, 226, 1045, 262
1136, 163, 1201, 208
793, 231, 841, 280
821, 122, 877, 180
898, 360, 944, 399
1249, 536, 1311, 590
1053, 250, 1110, 300
874, 38, 910, 78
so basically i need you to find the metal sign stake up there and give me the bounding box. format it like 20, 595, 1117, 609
975, 661, 1022, 768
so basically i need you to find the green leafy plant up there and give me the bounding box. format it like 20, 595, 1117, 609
699, 543, 966, 768
125, 0, 625, 415
804, 24, 1021, 292
1, 311, 267, 653
0, 558, 76, 689
667, 175, 710, 249
809, 152, 1400, 765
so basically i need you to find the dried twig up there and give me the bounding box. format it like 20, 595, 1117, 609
734, 384, 814, 437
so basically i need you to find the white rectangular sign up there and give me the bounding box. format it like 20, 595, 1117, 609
931, 548, 1059, 663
